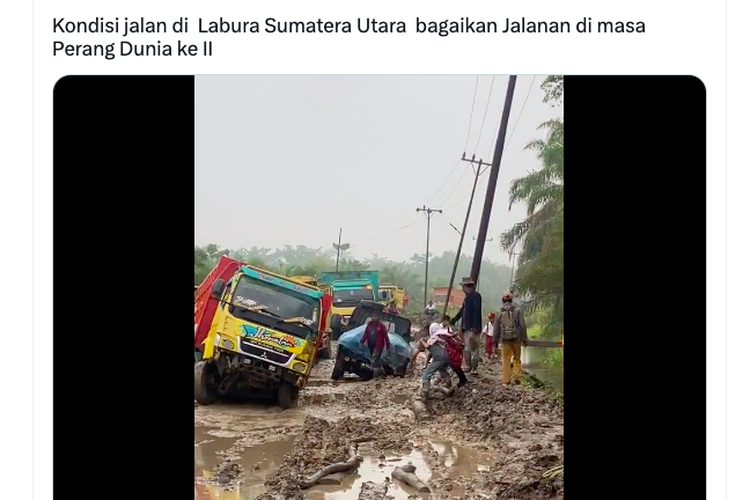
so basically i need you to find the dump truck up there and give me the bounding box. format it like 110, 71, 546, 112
194, 259, 333, 407
317, 271, 379, 339
377, 285, 407, 309
195, 258, 332, 360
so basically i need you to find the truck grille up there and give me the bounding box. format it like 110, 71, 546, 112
239, 341, 291, 365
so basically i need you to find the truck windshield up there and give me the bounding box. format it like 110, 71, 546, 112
333, 288, 373, 306
231, 276, 318, 334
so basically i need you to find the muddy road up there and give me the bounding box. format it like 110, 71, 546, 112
195, 342, 564, 500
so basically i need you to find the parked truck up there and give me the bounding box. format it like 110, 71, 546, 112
317, 271, 379, 339
377, 285, 408, 310
194, 257, 332, 408
196, 257, 333, 360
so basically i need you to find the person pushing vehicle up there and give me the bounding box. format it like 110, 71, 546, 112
360, 311, 391, 377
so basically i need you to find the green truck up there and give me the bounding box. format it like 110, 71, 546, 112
317, 271, 379, 339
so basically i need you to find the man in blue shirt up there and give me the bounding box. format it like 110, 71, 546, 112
450, 277, 483, 373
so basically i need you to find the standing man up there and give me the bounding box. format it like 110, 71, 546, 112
493, 292, 527, 385
450, 277, 483, 373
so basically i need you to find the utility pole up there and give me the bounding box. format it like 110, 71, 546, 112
416, 205, 442, 308
332, 228, 350, 272
470, 75, 517, 283
443, 154, 489, 315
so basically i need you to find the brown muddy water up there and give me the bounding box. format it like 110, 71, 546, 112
195, 422, 492, 500
194, 385, 495, 500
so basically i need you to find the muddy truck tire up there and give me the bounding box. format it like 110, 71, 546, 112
318, 339, 332, 360
194, 360, 219, 405
331, 354, 345, 380
330, 315, 344, 340
278, 381, 300, 409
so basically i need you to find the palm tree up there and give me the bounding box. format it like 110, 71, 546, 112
500, 116, 564, 330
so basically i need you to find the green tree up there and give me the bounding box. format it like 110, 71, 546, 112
500, 77, 564, 337
541, 75, 564, 106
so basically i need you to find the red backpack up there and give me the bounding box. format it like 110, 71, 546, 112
443, 335, 464, 368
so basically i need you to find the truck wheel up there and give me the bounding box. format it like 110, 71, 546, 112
278, 381, 300, 409
331, 354, 345, 380
319, 338, 332, 359
194, 360, 219, 405
330, 315, 343, 340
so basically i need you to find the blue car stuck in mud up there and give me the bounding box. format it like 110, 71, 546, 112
331, 301, 414, 381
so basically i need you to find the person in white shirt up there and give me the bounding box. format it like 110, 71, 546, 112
411, 315, 468, 396
482, 312, 496, 359
424, 300, 437, 319
415, 315, 452, 367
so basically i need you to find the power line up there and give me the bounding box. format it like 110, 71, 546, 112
442, 170, 490, 212
472, 75, 495, 155
416, 206, 443, 308
483, 75, 535, 160
463, 76, 480, 151
423, 76, 481, 205
504, 75, 536, 150
424, 158, 461, 205
436, 162, 471, 206
348, 218, 423, 248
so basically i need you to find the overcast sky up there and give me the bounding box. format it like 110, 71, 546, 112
195, 75, 560, 264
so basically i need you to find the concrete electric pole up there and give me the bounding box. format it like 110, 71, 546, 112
443, 154, 489, 315
470, 75, 517, 283
416, 205, 442, 308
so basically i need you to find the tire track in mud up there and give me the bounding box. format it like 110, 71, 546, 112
195, 343, 564, 500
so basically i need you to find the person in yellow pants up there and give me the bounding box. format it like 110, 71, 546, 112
494, 292, 527, 385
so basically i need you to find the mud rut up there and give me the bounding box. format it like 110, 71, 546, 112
195, 342, 564, 500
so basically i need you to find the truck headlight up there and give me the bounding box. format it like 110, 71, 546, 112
291, 362, 307, 373
220, 337, 235, 351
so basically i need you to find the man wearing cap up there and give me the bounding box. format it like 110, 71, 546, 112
450, 277, 483, 373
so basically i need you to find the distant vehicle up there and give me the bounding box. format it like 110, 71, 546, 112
332, 301, 413, 381
317, 271, 380, 339
377, 285, 407, 310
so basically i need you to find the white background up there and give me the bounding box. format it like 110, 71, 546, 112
0, 0, 744, 498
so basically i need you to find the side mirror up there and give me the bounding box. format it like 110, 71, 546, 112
210, 279, 225, 300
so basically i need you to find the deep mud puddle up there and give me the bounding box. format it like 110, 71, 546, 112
195, 424, 493, 500
306, 442, 433, 500
195, 426, 297, 498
